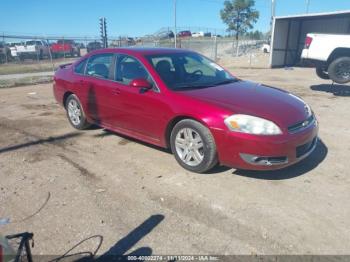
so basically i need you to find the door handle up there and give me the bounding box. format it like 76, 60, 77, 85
113, 88, 121, 95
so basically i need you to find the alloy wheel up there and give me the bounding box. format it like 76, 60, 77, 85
67, 99, 82, 126
175, 128, 204, 166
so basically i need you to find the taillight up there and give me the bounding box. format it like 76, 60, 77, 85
305, 36, 313, 49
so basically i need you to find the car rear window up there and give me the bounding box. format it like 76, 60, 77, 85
74, 59, 87, 74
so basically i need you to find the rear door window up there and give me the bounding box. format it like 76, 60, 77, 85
86, 53, 114, 79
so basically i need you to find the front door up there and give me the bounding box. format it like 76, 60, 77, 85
110, 54, 171, 142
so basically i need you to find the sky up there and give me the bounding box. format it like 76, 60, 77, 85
0, 0, 349, 37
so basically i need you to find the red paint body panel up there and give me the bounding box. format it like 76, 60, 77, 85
53, 48, 318, 170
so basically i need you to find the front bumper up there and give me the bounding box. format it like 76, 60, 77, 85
212, 120, 319, 171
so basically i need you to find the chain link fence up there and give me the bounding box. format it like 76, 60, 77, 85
0, 33, 269, 77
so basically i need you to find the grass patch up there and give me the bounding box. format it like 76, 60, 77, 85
0, 76, 53, 88
0, 57, 77, 75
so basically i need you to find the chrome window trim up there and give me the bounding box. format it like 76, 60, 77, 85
73, 52, 160, 94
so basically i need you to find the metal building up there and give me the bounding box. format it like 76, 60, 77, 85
269, 10, 350, 67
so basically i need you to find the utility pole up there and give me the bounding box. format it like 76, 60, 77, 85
270, 0, 276, 41
306, 0, 310, 14
174, 0, 177, 48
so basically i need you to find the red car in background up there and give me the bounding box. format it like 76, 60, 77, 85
53, 48, 318, 173
51, 39, 80, 58
177, 30, 192, 37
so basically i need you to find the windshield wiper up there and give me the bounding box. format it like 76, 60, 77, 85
214, 79, 238, 86
172, 79, 238, 90
172, 84, 215, 90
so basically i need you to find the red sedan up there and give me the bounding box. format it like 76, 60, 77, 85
53, 48, 318, 173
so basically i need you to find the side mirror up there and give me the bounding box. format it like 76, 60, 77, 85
129, 78, 152, 93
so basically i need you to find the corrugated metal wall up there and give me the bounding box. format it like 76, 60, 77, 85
270, 13, 350, 67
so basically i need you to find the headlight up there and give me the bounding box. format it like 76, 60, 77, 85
224, 114, 282, 135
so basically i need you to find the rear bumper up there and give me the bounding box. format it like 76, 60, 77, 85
301, 49, 309, 59
212, 120, 319, 171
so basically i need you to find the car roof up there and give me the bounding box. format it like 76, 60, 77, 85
89, 47, 194, 56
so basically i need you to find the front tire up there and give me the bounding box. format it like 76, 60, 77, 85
170, 119, 218, 173
65, 94, 90, 130
328, 56, 350, 84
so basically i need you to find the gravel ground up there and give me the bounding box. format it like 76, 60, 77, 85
0, 67, 349, 258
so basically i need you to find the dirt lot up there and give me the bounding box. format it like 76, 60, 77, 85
0, 67, 350, 258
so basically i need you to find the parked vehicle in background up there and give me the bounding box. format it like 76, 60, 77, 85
262, 43, 270, 53
110, 37, 136, 47
203, 32, 212, 37
156, 30, 175, 40
51, 39, 80, 58
0, 42, 12, 63
16, 40, 50, 60
126, 37, 136, 46
53, 48, 318, 173
178, 30, 192, 37
301, 33, 350, 84
192, 32, 204, 38
8, 42, 21, 57
87, 41, 102, 53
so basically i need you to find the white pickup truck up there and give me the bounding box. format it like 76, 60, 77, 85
301, 33, 350, 84
16, 40, 50, 60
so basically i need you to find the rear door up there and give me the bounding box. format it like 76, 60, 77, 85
79, 53, 117, 126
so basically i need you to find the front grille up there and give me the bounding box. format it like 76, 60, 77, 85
288, 114, 315, 133
296, 137, 317, 158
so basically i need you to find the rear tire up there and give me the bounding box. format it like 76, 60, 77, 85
328, 56, 350, 84
65, 94, 91, 130
170, 119, 218, 173
315, 66, 330, 80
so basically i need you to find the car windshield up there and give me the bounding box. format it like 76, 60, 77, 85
146, 52, 236, 90
25, 41, 37, 45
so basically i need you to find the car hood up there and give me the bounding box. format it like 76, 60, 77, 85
177, 80, 310, 128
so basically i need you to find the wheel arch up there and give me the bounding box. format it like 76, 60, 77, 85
164, 115, 210, 148
327, 48, 350, 65
62, 91, 74, 108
